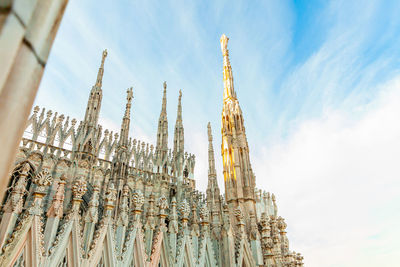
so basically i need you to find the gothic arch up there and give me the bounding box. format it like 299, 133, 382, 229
1, 161, 36, 208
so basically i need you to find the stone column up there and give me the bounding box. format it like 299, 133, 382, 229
0, 0, 69, 201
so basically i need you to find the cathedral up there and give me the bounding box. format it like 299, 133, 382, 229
0, 35, 303, 266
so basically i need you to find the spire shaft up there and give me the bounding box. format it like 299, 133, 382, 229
207, 122, 216, 178
83, 49, 107, 127
177, 90, 182, 121
120, 87, 133, 147
162, 81, 167, 113
156, 82, 168, 163
206, 122, 220, 213
220, 34, 256, 217
95, 49, 108, 88
220, 34, 236, 101
173, 90, 184, 157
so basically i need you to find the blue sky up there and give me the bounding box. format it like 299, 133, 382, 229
35, 0, 400, 266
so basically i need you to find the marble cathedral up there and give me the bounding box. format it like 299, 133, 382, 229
0, 35, 303, 266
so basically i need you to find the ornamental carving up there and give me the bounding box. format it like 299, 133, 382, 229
46, 175, 66, 218
33, 169, 53, 193
178, 199, 190, 219
131, 190, 144, 210
71, 176, 87, 199
157, 195, 168, 211
199, 203, 209, 222
105, 182, 116, 206
234, 206, 244, 223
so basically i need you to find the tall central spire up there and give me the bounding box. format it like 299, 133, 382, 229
220, 34, 256, 220
220, 34, 237, 102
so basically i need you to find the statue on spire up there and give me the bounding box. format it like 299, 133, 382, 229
102, 49, 108, 61
220, 34, 229, 55
125, 87, 133, 116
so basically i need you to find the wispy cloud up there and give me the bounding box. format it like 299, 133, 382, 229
254, 77, 400, 266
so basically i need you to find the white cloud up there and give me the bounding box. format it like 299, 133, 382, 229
252, 76, 400, 266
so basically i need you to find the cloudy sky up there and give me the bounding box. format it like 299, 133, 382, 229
35, 0, 400, 266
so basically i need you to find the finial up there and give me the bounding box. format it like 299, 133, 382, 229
163, 81, 167, 91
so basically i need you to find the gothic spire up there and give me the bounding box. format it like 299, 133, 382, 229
173, 90, 184, 157
220, 34, 256, 219
220, 34, 237, 102
119, 87, 133, 147
207, 122, 217, 179
156, 81, 168, 162
95, 49, 108, 88
83, 49, 107, 127
162, 81, 167, 113
206, 122, 220, 210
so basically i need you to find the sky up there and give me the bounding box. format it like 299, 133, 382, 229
34, 0, 400, 266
